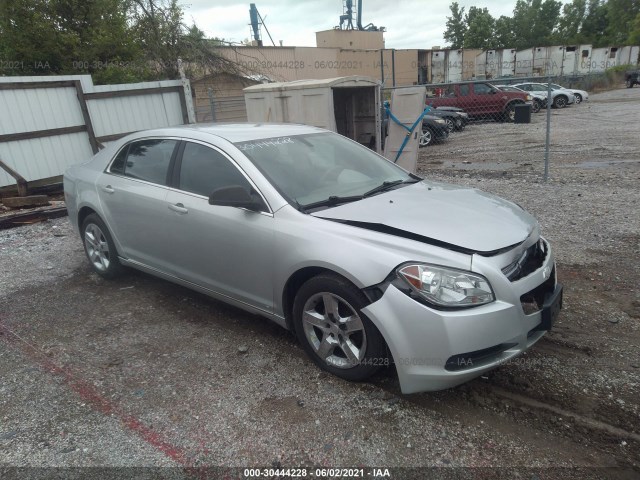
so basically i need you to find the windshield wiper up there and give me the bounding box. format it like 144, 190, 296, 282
299, 195, 364, 212
363, 178, 420, 198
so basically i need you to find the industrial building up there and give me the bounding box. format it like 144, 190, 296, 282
192, 1, 639, 122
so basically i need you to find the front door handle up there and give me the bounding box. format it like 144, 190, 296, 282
168, 203, 188, 214
102, 185, 115, 194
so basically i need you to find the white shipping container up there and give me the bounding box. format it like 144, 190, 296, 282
446, 50, 463, 83
431, 51, 446, 83
515, 48, 534, 76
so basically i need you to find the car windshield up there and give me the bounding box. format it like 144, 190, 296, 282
235, 133, 414, 208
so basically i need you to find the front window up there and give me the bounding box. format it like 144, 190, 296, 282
235, 133, 415, 208
178, 142, 252, 197
474, 83, 494, 95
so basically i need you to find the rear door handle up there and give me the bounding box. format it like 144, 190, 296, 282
168, 203, 188, 214
102, 185, 115, 194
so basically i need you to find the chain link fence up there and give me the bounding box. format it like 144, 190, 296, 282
383, 72, 630, 181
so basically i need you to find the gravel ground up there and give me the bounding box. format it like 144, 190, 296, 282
1, 87, 639, 479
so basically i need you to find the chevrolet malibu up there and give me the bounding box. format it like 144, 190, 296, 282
64, 124, 562, 393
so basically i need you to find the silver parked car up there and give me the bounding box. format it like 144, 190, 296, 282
514, 83, 576, 108
549, 83, 589, 104
64, 124, 562, 393
495, 85, 545, 113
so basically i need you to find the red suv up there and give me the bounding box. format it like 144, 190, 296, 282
426, 82, 532, 121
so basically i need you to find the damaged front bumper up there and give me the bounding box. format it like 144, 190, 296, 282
361, 240, 561, 394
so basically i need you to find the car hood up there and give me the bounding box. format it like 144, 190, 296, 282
312, 182, 537, 254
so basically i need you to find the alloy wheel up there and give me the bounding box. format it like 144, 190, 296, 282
302, 292, 367, 369
419, 128, 433, 146
84, 223, 111, 272
445, 118, 455, 133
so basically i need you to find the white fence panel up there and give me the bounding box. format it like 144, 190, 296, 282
0, 76, 193, 188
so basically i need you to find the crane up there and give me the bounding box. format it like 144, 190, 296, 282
337, 0, 382, 31
249, 3, 276, 46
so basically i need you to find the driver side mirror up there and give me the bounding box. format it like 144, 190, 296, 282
208, 185, 264, 212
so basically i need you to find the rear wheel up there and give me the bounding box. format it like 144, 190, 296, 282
81, 214, 123, 279
626, 78, 634, 88
293, 274, 387, 382
553, 95, 567, 108
444, 117, 455, 133
419, 126, 434, 147
532, 99, 541, 113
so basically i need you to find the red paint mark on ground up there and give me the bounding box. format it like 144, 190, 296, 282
0, 319, 222, 479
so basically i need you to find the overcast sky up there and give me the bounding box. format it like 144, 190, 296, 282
183, 0, 537, 49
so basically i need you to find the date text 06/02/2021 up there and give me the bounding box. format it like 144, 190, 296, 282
243, 467, 392, 478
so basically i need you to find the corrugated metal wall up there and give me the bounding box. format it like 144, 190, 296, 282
0, 76, 193, 188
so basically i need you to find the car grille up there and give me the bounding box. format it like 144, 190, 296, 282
501, 239, 547, 282
520, 266, 556, 315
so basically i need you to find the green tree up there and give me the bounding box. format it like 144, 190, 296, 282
0, 0, 140, 80
463, 7, 495, 49
511, 0, 562, 49
581, 0, 610, 46
605, 0, 640, 44
556, 0, 587, 44
0, 0, 242, 82
629, 12, 640, 45
127, 0, 243, 80
494, 15, 516, 48
443, 2, 467, 48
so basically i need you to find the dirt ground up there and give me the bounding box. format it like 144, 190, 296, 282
1, 87, 639, 479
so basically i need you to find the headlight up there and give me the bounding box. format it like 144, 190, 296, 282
435, 119, 446, 125
459, 113, 469, 118
397, 264, 494, 308
526, 95, 532, 101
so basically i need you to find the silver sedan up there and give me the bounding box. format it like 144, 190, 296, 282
514, 83, 576, 108
64, 124, 562, 393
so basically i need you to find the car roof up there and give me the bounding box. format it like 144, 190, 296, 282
125, 123, 326, 143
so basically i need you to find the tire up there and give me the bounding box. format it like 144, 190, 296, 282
553, 95, 567, 108
455, 118, 464, 131
532, 99, 541, 113
81, 213, 123, 279
626, 78, 634, 88
444, 117, 455, 133
419, 126, 434, 147
574, 93, 582, 104
504, 103, 517, 122
293, 273, 387, 382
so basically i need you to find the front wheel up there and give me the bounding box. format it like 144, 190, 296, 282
293, 274, 387, 382
626, 79, 634, 88
504, 103, 517, 122
574, 93, 582, 104
553, 95, 567, 108
81, 213, 123, 279
419, 127, 434, 147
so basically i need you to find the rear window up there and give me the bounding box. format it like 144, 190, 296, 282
113, 139, 178, 185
